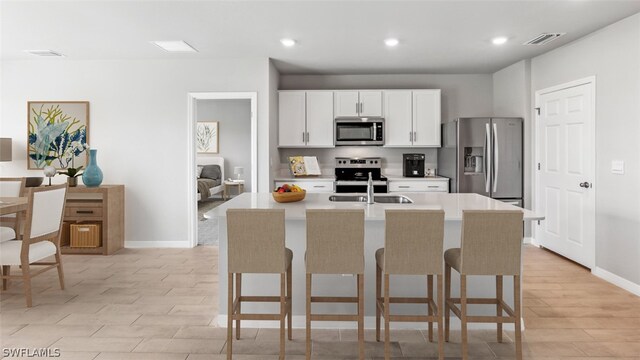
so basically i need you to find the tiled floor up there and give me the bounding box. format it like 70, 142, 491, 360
1, 246, 639, 359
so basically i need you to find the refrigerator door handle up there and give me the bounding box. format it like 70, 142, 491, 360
493, 123, 499, 193
485, 123, 491, 193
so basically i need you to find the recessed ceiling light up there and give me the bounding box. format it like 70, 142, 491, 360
151, 41, 198, 52
24, 50, 64, 57
280, 38, 296, 47
492, 37, 508, 45
384, 38, 399, 47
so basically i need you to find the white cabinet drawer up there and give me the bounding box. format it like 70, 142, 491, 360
275, 181, 334, 193
389, 180, 449, 193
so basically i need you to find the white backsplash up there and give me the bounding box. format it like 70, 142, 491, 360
278, 147, 439, 178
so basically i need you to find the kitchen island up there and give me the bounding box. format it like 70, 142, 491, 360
208, 192, 543, 329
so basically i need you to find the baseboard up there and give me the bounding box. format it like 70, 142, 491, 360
125, 241, 192, 248
216, 315, 523, 331
527, 237, 541, 247
592, 267, 640, 297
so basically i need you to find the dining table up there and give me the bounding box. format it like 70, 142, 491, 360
0, 197, 28, 216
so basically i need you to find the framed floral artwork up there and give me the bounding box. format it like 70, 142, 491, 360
196, 121, 219, 154
27, 101, 90, 169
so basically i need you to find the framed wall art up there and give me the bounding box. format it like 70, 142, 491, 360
196, 121, 219, 154
27, 101, 90, 169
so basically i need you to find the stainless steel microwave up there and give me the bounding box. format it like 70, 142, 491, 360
334, 117, 384, 146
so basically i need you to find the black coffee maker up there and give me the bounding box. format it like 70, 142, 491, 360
403, 153, 425, 177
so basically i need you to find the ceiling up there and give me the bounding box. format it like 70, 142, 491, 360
2, 0, 640, 74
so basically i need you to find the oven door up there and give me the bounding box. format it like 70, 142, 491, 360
335, 118, 384, 145
335, 181, 388, 193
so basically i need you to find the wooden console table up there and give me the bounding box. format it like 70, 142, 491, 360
61, 185, 124, 255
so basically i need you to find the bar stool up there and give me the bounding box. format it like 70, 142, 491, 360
444, 210, 524, 360
376, 209, 445, 360
226, 209, 292, 360
305, 209, 365, 360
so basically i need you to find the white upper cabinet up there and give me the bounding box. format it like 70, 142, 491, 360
359, 91, 383, 117
412, 90, 441, 147
383, 89, 441, 147
305, 91, 334, 147
334, 91, 360, 117
383, 90, 413, 146
278, 91, 334, 148
278, 91, 306, 147
334, 91, 383, 117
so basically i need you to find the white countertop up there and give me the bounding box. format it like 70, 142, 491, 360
274, 176, 336, 182
386, 176, 449, 182
208, 192, 543, 221
274, 176, 450, 182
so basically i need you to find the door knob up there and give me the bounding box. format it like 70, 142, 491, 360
579, 182, 592, 188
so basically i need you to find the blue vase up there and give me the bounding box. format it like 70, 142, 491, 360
82, 149, 103, 187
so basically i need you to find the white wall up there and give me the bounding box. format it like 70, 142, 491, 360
0, 58, 272, 245
197, 99, 252, 191
492, 60, 532, 237
531, 13, 640, 285
278, 74, 493, 176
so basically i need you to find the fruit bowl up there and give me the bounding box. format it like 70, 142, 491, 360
272, 190, 306, 203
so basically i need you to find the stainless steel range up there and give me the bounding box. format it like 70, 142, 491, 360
335, 157, 388, 193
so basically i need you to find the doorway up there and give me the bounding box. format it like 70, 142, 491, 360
534, 77, 596, 269
187, 92, 257, 248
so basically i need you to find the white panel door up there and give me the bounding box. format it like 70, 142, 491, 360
412, 90, 441, 147
359, 91, 383, 117
278, 91, 306, 147
537, 82, 594, 268
305, 91, 334, 147
383, 90, 413, 146
334, 91, 359, 117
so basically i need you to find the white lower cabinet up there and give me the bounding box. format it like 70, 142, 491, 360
274, 180, 334, 193
388, 179, 449, 193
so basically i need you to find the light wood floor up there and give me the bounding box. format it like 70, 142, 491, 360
1, 246, 639, 359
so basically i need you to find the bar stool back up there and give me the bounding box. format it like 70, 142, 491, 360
444, 210, 524, 360
305, 209, 365, 360
376, 209, 445, 360
227, 209, 292, 360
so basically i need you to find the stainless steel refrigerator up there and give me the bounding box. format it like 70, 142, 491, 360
438, 117, 523, 207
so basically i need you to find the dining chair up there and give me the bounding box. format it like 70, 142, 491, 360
376, 209, 445, 360
444, 210, 524, 360
226, 209, 292, 360
0, 184, 68, 306
0, 177, 26, 242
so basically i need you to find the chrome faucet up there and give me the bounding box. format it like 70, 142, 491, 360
366, 172, 374, 204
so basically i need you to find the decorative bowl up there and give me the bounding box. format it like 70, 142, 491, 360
272, 190, 306, 203
25, 177, 44, 187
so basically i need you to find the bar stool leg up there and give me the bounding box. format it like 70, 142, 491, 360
306, 273, 312, 360
496, 275, 503, 342
514, 275, 523, 360
375, 264, 381, 342
1, 266, 9, 290
444, 264, 451, 342
227, 273, 234, 360
460, 274, 468, 360
280, 273, 286, 360
236, 273, 242, 340
287, 265, 293, 340
436, 274, 444, 360
427, 274, 434, 342
383, 273, 390, 360
358, 274, 365, 360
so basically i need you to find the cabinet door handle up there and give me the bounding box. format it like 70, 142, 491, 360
360, 102, 363, 114
428, 185, 439, 188
398, 186, 411, 189
409, 132, 412, 142
77, 210, 94, 214
306, 132, 310, 142
313, 185, 326, 188
302, 132, 305, 143
413, 131, 417, 142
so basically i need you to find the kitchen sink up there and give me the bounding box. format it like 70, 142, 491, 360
328, 195, 367, 202
374, 195, 414, 204
328, 195, 413, 204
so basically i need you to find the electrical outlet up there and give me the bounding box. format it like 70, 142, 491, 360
611, 160, 624, 175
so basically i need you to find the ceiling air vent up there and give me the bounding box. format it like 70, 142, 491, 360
24, 50, 64, 57
523, 33, 565, 46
